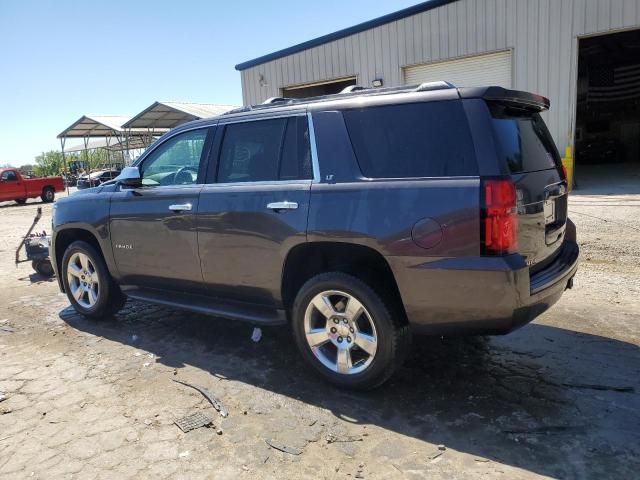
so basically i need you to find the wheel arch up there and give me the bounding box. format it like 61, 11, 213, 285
281, 241, 407, 324
53, 226, 110, 292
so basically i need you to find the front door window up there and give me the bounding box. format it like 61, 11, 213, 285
141, 129, 208, 187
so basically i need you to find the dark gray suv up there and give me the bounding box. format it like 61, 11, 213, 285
51, 82, 579, 389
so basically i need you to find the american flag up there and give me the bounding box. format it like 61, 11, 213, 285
588, 63, 640, 102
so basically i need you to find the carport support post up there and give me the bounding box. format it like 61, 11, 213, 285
114, 131, 126, 166
83, 136, 90, 172
105, 136, 112, 171
125, 129, 130, 166
60, 137, 69, 196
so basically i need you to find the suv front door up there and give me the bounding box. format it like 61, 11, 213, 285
109, 127, 213, 290
198, 114, 313, 306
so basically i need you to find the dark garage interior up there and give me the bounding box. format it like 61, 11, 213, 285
575, 29, 640, 190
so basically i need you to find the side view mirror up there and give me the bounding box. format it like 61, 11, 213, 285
115, 166, 142, 187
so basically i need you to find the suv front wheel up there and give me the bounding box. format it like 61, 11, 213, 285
61, 240, 125, 318
292, 272, 410, 390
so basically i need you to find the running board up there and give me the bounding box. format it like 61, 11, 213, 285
121, 286, 287, 326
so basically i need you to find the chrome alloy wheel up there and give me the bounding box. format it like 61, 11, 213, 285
66, 252, 99, 309
303, 290, 378, 375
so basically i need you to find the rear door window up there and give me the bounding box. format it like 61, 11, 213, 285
489, 104, 561, 173
342, 101, 477, 178
217, 117, 312, 183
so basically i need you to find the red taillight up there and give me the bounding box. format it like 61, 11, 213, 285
482, 179, 518, 255
561, 164, 568, 181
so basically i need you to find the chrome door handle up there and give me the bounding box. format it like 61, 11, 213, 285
267, 201, 298, 211
169, 203, 192, 212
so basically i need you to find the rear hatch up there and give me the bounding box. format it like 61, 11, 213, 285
487, 100, 567, 271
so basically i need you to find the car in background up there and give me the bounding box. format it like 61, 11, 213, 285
0, 168, 65, 204
76, 169, 120, 190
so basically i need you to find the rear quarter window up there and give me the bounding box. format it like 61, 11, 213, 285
342, 101, 478, 178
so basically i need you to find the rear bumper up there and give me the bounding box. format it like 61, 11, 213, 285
389, 232, 579, 336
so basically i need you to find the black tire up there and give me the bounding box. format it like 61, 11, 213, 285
292, 272, 410, 390
32, 259, 54, 278
61, 240, 126, 318
41, 187, 55, 203
15, 198, 27, 205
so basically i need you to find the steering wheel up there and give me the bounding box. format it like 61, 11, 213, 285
174, 166, 198, 185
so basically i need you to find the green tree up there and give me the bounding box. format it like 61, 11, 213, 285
34, 151, 65, 176
33, 148, 123, 177
19, 164, 35, 176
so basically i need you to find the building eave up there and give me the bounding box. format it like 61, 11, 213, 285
235, 0, 457, 71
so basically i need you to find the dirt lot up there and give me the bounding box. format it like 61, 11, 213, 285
1, 187, 639, 480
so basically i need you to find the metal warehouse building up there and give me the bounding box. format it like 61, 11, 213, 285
236, 0, 640, 187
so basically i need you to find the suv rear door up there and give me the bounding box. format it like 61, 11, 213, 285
197, 113, 313, 306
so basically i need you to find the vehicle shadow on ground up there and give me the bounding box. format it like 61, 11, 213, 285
60, 302, 640, 478
0, 200, 47, 209
17, 273, 56, 284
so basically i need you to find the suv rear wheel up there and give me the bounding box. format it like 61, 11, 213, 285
292, 272, 410, 390
61, 240, 125, 318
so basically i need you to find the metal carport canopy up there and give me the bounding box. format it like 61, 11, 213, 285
63, 136, 150, 152
121, 101, 237, 129
57, 115, 148, 138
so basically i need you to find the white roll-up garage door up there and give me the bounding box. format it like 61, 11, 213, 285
404, 50, 512, 88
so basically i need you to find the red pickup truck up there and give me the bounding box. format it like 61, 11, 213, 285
0, 168, 65, 205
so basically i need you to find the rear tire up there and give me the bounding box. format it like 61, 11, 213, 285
41, 187, 55, 203
292, 272, 410, 390
61, 240, 125, 318
15, 199, 27, 205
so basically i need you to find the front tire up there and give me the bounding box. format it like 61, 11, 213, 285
61, 240, 125, 318
292, 272, 410, 390
41, 187, 55, 203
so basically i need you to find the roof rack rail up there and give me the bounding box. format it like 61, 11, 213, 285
262, 97, 294, 105
415, 81, 456, 92
340, 85, 368, 94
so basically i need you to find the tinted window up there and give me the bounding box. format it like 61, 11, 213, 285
1, 171, 17, 181
218, 117, 311, 183
280, 117, 312, 180
142, 129, 208, 186
343, 101, 477, 178
489, 104, 561, 173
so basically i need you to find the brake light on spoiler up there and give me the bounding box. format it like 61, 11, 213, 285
482, 179, 518, 255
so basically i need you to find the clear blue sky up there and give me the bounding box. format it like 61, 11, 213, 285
0, 0, 419, 166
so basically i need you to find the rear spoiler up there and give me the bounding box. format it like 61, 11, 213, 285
458, 86, 550, 112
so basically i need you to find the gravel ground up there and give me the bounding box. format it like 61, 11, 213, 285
0, 188, 638, 480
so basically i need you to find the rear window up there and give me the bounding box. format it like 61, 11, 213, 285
343, 101, 478, 178
489, 104, 561, 173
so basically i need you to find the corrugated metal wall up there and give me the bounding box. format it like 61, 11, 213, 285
240, 0, 640, 151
